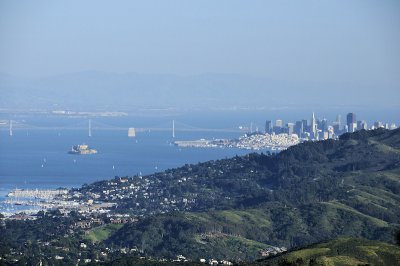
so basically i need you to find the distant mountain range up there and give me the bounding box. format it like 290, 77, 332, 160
0, 71, 282, 110
1, 71, 397, 111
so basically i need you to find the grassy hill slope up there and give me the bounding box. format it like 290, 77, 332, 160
107, 201, 397, 261
252, 237, 400, 266
83, 128, 400, 260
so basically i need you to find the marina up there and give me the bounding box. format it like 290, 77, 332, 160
1, 188, 70, 215
1, 188, 117, 216
7, 188, 68, 199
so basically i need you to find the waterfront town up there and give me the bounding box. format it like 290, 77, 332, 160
174, 133, 299, 150
1, 169, 289, 264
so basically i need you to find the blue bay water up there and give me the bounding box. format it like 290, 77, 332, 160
2, 109, 397, 213
0, 115, 254, 206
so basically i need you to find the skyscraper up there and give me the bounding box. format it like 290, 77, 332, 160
311, 112, 317, 139
302, 119, 308, 133
287, 123, 294, 135
274, 119, 283, 134
275, 119, 283, 128
319, 118, 328, 132
265, 120, 273, 134
332, 115, 341, 134
336, 114, 341, 127
346, 113, 357, 132
294, 121, 303, 137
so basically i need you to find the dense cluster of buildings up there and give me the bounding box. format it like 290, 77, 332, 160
232, 133, 299, 150
265, 112, 397, 141
174, 133, 299, 150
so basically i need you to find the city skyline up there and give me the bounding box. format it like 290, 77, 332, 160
264, 111, 397, 141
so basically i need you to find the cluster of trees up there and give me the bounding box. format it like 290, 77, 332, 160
1, 128, 400, 263
102, 128, 400, 259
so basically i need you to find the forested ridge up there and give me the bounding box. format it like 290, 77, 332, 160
102, 128, 400, 260
1, 128, 400, 264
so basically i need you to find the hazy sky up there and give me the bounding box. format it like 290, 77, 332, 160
1, 0, 399, 88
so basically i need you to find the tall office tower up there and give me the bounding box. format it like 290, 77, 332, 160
346, 113, 357, 132
265, 120, 273, 134
311, 112, 317, 139
294, 121, 303, 137
287, 123, 294, 135
332, 114, 341, 134
302, 119, 308, 133
274, 119, 283, 134
320, 118, 328, 132
336, 114, 341, 127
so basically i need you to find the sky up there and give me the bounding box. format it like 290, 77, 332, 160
0, 1, 399, 102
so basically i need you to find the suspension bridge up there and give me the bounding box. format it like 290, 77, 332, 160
0, 119, 249, 137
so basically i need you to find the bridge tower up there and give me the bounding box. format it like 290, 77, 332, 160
172, 120, 175, 138
88, 119, 92, 137
9, 120, 13, 136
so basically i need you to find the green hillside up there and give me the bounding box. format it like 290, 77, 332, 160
85, 224, 124, 243
252, 237, 400, 266
102, 128, 400, 260
107, 202, 397, 261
